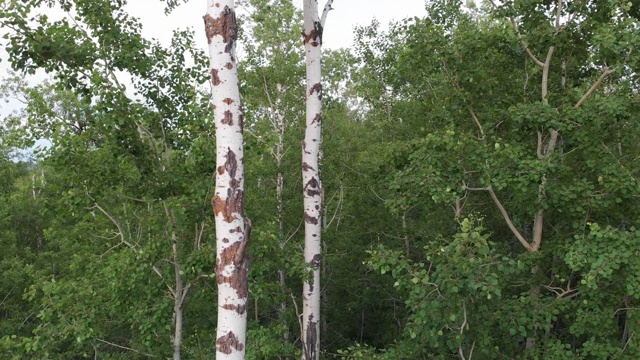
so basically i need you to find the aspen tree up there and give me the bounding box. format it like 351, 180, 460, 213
204, 1, 250, 359
301, 1, 332, 359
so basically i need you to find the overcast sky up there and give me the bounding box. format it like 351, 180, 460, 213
124, 0, 427, 50
0, 1, 426, 118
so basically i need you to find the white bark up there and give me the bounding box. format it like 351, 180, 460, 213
205, 1, 249, 359
301, 1, 332, 359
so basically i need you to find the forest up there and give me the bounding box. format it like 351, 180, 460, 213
1, 0, 640, 358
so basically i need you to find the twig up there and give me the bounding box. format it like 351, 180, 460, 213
290, 293, 303, 340
95, 338, 157, 358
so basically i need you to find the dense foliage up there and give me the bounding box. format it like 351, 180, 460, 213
1, 0, 640, 358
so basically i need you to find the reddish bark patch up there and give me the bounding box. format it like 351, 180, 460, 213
216, 241, 249, 299
304, 212, 318, 225
217, 166, 225, 175
225, 62, 234, 69
304, 315, 318, 359
222, 110, 234, 125
216, 331, 244, 354
203, 7, 238, 53
211, 189, 243, 223
302, 21, 323, 47
304, 177, 321, 197
223, 98, 234, 105
309, 83, 322, 98
211, 68, 221, 86
222, 303, 247, 315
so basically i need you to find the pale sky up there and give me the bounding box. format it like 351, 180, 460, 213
123, 0, 427, 50
0, 1, 427, 118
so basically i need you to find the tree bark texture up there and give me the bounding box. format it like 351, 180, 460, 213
205, 1, 249, 359
301, 1, 331, 359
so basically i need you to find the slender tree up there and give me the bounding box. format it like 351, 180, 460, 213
204, 1, 250, 359
301, 1, 332, 359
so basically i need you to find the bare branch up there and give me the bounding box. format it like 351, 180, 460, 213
554, 0, 563, 32
320, 0, 334, 28
541, 46, 555, 104
537, 131, 544, 159
466, 186, 532, 250
95, 338, 157, 358
458, 301, 469, 360
290, 293, 303, 340
488, 0, 544, 66
93, 203, 131, 248
574, 68, 615, 109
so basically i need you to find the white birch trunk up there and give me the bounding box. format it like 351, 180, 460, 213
301, 1, 332, 359
204, 2, 249, 359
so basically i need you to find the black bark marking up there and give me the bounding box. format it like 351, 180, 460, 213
203, 7, 238, 56
304, 177, 321, 197
239, 113, 244, 133
302, 162, 315, 172
309, 83, 322, 98
308, 276, 315, 292
222, 303, 247, 315
302, 21, 323, 47
224, 149, 237, 179
216, 331, 244, 354
302, 140, 311, 154
211, 68, 221, 86
304, 212, 318, 225
222, 238, 230, 243
311, 254, 321, 268
304, 315, 318, 359
311, 113, 322, 125
222, 110, 233, 126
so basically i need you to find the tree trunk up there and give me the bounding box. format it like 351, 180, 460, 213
205, 1, 249, 359
301, 1, 332, 359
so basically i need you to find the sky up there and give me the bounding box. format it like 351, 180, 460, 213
0, 0, 427, 119
123, 0, 427, 50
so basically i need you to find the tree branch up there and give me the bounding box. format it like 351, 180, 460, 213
465, 185, 532, 250
320, 0, 334, 28
95, 338, 156, 358
488, 0, 543, 66
574, 68, 615, 109
541, 46, 555, 104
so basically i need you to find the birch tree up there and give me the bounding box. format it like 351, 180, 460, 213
301, 1, 332, 359
204, 1, 250, 359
